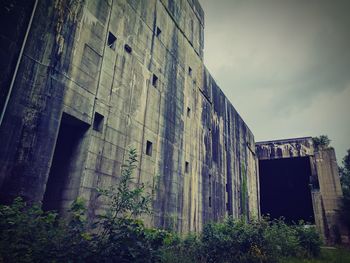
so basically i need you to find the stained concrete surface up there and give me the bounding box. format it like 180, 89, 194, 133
0, 0, 259, 233
0, 0, 345, 243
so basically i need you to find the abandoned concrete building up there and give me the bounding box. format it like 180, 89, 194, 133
0, 0, 346, 242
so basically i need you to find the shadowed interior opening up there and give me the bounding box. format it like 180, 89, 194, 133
259, 156, 315, 223
42, 113, 88, 213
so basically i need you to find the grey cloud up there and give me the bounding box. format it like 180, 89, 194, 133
199, 0, 350, 161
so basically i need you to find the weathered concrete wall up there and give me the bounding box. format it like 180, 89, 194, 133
0, 0, 36, 115
256, 137, 314, 160
313, 148, 347, 243
0, 0, 259, 233
256, 138, 347, 243
0, 0, 85, 202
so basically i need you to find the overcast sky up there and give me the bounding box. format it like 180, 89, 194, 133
199, 0, 350, 163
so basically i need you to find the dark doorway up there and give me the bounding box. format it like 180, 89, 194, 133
259, 156, 314, 223
42, 113, 88, 212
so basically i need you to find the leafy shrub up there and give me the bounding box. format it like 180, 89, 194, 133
0, 148, 158, 263
160, 232, 203, 263
312, 135, 331, 150
200, 217, 272, 263
190, 217, 322, 263
0, 197, 91, 263
0, 200, 323, 263
90, 219, 166, 262
264, 218, 301, 258
294, 222, 322, 257
0, 149, 322, 262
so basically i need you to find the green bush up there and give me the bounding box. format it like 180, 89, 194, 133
0, 197, 91, 263
90, 219, 165, 262
200, 218, 272, 263
160, 232, 203, 263
264, 218, 301, 258
0, 148, 159, 263
186, 217, 322, 263
0, 149, 322, 262
294, 222, 322, 257
0, 201, 323, 263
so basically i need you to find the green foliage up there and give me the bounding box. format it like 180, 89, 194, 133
312, 135, 331, 151
294, 222, 322, 257
99, 148, 151, 218
264, 218, 301, 258
96, 148, 151, 235
160, 233, 203, 263
0, 148, 323, 262
339, 149, 350, 232
339, 149, 350, 195
281, 247, 350, 263
0, 148, 159, 263
0, 200, 323, 263
160, 217, 322, 263
90, 219, 167, 262
0, 197, 91, 262
90, 148, 161, 262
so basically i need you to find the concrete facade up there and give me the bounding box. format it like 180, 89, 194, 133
0, 0, 259, 233
1, 0, 345, 243
256, 137, 347, 243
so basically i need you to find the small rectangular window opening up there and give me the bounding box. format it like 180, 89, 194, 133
93, 112, 104, 132
209, 196, 212, 207
226, 202, 229, 211
187, 107, 191, 118
107, 32, 117, 50
152, 74, 158, 87
185, 161, 189, 173
124, 44, 132, 54
188, 66, 192, 76
156, 26, 162, 37
146, 140, 153, 156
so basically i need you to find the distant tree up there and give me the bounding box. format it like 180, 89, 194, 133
340, 149, 350, 191
339, 149, 350, 232
312, 135, 331, 151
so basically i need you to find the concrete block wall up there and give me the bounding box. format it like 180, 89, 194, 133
256, 137, 314, 160
0, 0, 259, 233
313, 148, 347, 243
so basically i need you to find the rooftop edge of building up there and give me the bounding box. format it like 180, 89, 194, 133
256, 136, 313, 145
187, 0, 205, 26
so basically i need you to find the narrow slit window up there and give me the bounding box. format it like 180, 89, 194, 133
152, 74, 158, 87
188, 66, 192, 76
107, 32, 117, 50
124, 44, 132, 54
209, 196, 212, 207
93, 112, 104, 132
146, 140, 153, 156
156, 26, 162, 37
185, 161, 189, 173
187, 107, 191, 118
